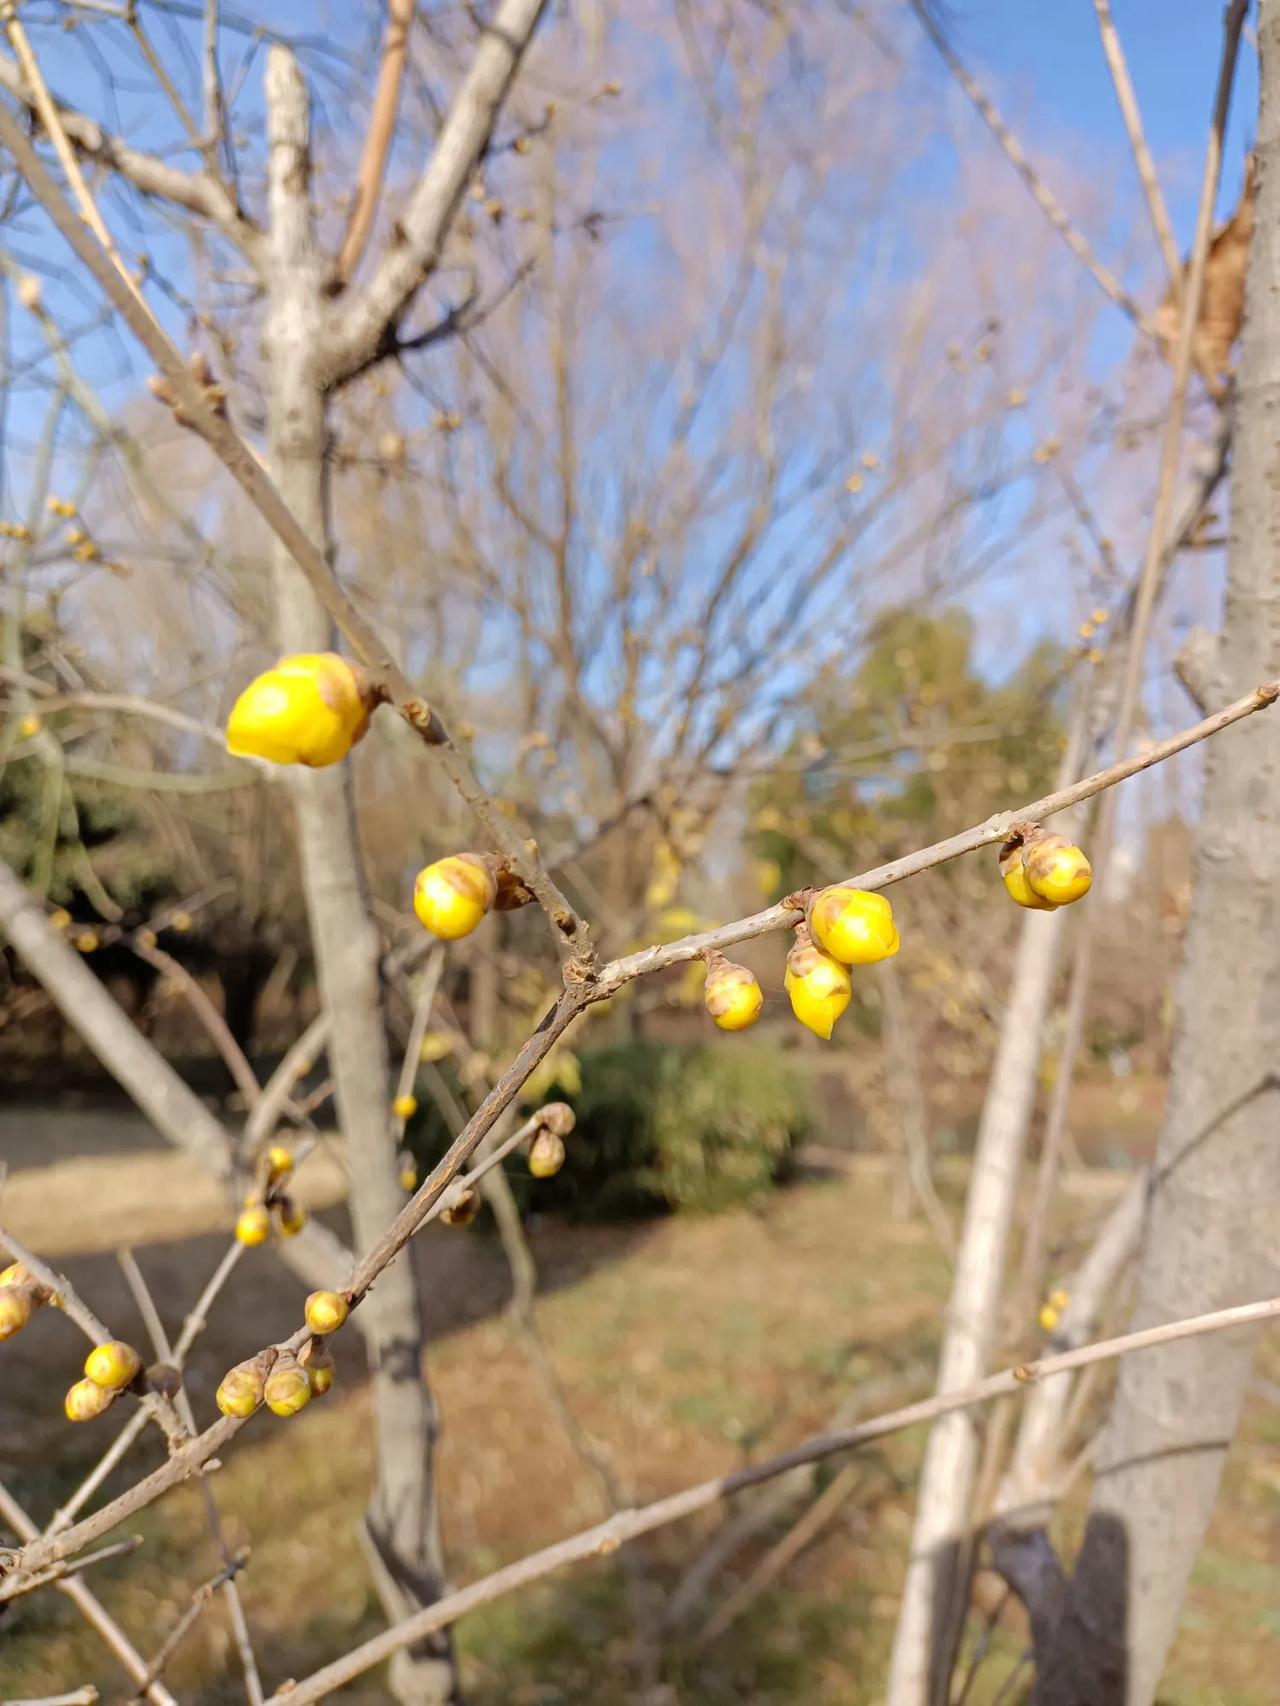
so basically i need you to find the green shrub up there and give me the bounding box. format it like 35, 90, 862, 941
522, 1039, 810, 1220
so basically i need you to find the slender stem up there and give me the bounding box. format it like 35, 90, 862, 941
1093, 0, 1184, 293
274, 1293, 1280, 1705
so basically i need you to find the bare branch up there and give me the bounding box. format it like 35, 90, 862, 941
323, 0, 549, 382
272, 1294, 1280, 1705
334, 0, 415, 285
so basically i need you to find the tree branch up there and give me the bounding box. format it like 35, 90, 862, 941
334, 0, 415, 285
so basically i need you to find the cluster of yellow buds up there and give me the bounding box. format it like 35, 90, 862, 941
782, 887, 901, 1040
0, 1262, 51, 1342
235, 1144, 308, 1244
225, 653, 378, 769
702, 952, 764, 1033
413, 852, 534, 942
1000, 830, 1092, 912
1038, 1287, 1070, 1333
47, 496, 77, 518
0, 520, 31, 540
526, 1100, 575, 1179
65, 1339, 143, 1423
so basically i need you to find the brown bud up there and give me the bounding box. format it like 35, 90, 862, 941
441, 1188, 480, 1228
536, 1101, 576, 1138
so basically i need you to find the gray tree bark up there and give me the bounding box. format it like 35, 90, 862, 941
1034, 14, 1280, 1702
264, 49, 456, 1706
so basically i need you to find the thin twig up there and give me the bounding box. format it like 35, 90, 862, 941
907, 0, 1160, 337
270, 1293, 1280, 1704
334, 0, 414, 284
125, 1551, 249, 1702
1092, 0, 1183, 294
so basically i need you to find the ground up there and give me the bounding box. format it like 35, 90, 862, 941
0, 1104, 1276, 1704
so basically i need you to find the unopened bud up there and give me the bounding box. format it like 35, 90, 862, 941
413, 854, 496, 941
84, 1340, 142, 1391
304, 1290, 349, 1335
536, 1102, 576, 1138
441, 1188, 480, 1228
702, 954, 764, 1032
235, 1204, 271, 1247
808, 886, 899, 966
65, 1377, 117, 1422
274, 1197, 308, 1238
264, 1355, 312, 1418
528, 1129, 566, 1178
784, 928, 852, 1040
216, 1358, 266, 1418
0, 1283, 37, 1341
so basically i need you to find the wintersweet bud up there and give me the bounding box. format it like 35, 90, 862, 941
528, 1129, 566, 1178
1024, 834, 1093, 906
235, 1204, 272, 1246
65, 1377, 117, 1422
392, 1094, 418, 1121
999, 842, 1058, 912
84, 1340, 142, 1391
274, 1197, 308, 1238
702, 953, 764, 1032
413, 854, 497, 941
785, 930, 852, 1040
217, 1359, 266, 1417
0, 1284, 36, 1341
264, 1355, 312, 1417
225, 652, 374, 768
441, 1188, 480, 1227
809, 886, 900, 966
304, 1290, 349, 1335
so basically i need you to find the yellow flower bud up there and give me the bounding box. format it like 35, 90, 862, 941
84, 1340, 142, 1391
304, 1290, 349, 1335
1024, 835, 1092, 906
216, 1359, 266, 1417
73, 930, 100, 952
0, 1262, 31, 1288
399, 1166, 419, 1193
999, 841, 1059, 911
302, 1344, 335, 1397
265, 1144, 294, 1185
702, 956, 764, 1032
65, 1376, 117, 1422
1038, 1304, 1060, 1333
235, 1204, 272, 1247
225, 652, 373, 768
413, 854, 496, 941
0, 1283, 36, 1340
784, 934, 852, 1040
441, 1188, 480, 1227
264, 1356, 312, 1418
274, 1197, 308, 1238
18, 713, 41, 738
170, 910, 192, 932
49, 908, 71, 930
392, 1093, 418, 1120
528, 1129, 566, 1178
1049, 1287, 1070, 1311
809, 886, 900, 967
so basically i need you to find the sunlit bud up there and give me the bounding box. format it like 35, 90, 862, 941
274, 1197, 308, 1238
235, 1204, 272, 1246
65, 1377, 117, 1422
528, 1129, 566, 1178
1049, 1287, 1070, 1311
225, 652, 375, 768
216, 1358, 266, 1418
1038, 1304, 1060, 1333
49, 909, 71, 930
0, 1262, 32, 1288
73, 930, 99, 952
809, 886, 900, 967
0, 1284, 37, 1340
1091, 609, 1109, 626
413, 854, 496, 941
784, 931, 852, 1040
536, 1102, 576, 1138
304, 1290, 349, 1335
441, 1188, 480, 1227
84, 1340, 142, 1391
18, 713, 40, 738
304, 1346, 335, 1397
999, 842, 1059, 912
702, 954, 764, 1032
392, 1093, 418, 1121
264, 1356, 312, 1418
1024, 834, 1092, 907
170, 911, 192, 932
265, 1144, 294, 1185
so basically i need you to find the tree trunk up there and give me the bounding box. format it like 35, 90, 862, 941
1034, 15, 1280, 1703
264, 49, 456, 1706
885, 904, 1069, 1705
